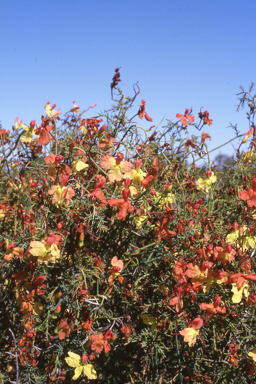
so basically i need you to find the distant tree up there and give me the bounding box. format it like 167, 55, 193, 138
214, 152, 234, 168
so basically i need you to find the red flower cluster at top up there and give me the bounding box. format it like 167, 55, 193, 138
138, 99, 153, 122
110, 67, 121, 98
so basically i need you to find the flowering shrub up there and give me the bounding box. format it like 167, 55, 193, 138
1, 72, 256, 383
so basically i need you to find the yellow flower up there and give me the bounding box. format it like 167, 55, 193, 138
243, 150, 256, 163
124, 168, 147, 185
72, 159, 89, 172
180, 328, 199, 347
141, 314, 157, 332
231, 282, 249, 303
45, 101, 61, 118
48, 185, 75, 207
100, 153, 132, 182
29, 240, 60, 264
133, 215, 147, 228
248, 348, 256, 361
154, 187, 174, 207
196, 171, 217, 194
65, 352, 97, 380
226, 226, 256, 251
20, 124, 37, 143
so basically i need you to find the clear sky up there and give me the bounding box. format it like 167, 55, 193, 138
1, 0, 256, 161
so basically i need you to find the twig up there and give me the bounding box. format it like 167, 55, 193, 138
9, 328, 19, 384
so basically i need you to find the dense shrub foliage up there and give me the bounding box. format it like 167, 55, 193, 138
1, 71, 256, 383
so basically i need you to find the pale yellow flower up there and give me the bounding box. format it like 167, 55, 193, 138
154, 186, 174, 207
133, 215, 147, 228
196, 171, 217, 193
65, 352, 97, 380
141, 314, 157, 332
226, 225, 256, 251
248, 348, 256, 361
124, 168, 147, 185
29, 241, 60, 264
231, 282, 249, 303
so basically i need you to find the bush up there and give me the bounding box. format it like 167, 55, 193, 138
1, 70, 256, 383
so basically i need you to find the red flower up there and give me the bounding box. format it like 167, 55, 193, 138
176, 108, 194, 126
35, 116, 56, 146
238, 178, 256, 207
201, 132, 211, 142
199, 296, 226, 315
108, 256, 124, 285
141, 157, 158, 188
198, 108, 213, 126
121, 324, 135, 340
91, 332, 111, 354
89, 176, 107, 207
108, 184, 134, 220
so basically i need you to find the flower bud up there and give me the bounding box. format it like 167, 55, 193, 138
225, 244, 232, 253
252, 178, 256, 191
164, 184, 172, 192
57, 221, 64, 230
124, 178, 131, 187
53, 305, 61, 314
78, 232, 84, 249
30, 120, 36, 129
81, 354, 88, 363
55, 155, 64, 164
135, 159, 142, 170
122, 188, 130, 201
232, 222, 239, 231
116, 152, 124, 164
214, 296, 221, 307
52, 292, 62, 303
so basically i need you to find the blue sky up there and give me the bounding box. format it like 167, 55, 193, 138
1, 0, 256, 161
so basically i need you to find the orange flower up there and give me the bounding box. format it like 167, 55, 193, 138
199, 296, 226, 315
89, 176, 107, 207
4, 239, 23, 261
108, 256, 124, 285
169, 296, 183, 313
201, 132, 211, 142
213, 245, 236, 265
180, 316, 203, 347
121, 323, 134, 340
48, 184, 75, 207
108, 184, 134, 220
228, 344, 239, 367
238, 178, 256, 207
90, 330, 113, 354
198, 109, 213, 126
141, 157, 158, 189
176, 108, 194, 126
100, 152, 133, 182
99, 133, 116, 148
35, 116, 56, 146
